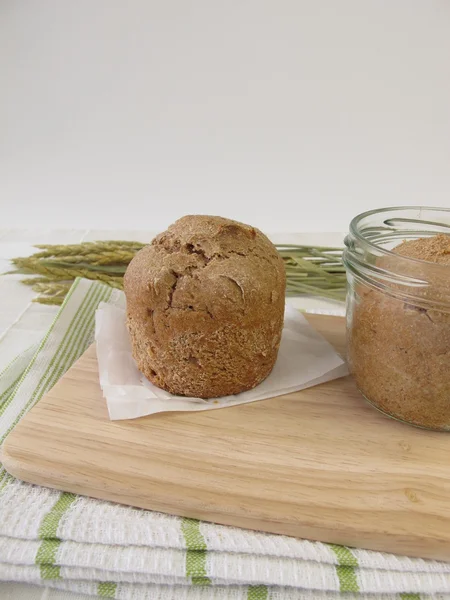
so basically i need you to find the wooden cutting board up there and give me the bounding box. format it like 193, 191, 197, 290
3, 314, 450, 561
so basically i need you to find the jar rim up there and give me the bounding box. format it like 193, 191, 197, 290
349, 205, 450, 268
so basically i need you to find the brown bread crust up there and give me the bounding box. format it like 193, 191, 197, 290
124, 215, 286, 398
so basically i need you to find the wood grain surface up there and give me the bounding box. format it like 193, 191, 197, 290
3, 314, 450, 560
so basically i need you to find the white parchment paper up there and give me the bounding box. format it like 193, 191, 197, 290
95, 303, 348, 420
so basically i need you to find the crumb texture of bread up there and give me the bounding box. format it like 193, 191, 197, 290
124, 215, 286, 398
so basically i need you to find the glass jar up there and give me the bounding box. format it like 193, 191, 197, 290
343, 207, 450, 431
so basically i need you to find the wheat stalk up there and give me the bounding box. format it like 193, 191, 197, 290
7, 241, 345, 305
34, 241, 145, 257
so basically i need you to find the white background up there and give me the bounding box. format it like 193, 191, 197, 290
1, 0, 450, 233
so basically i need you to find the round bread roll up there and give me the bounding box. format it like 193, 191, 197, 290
124, 215, 286, 398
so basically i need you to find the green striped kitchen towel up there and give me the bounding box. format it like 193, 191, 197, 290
0, 278, 449, 599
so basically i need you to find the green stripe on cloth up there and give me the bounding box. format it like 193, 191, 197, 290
97, 582, 117, 597
27, 281, 103, 411
37, 493, 77, 580
0, 281, 110, 447
335, 565, 359, 592
330, 544, 359, 592
400, 594, 421, 600
0, 374, 21, 406
0, 344, 40, 419
0, 351, 36, 486
40, 283, 110, 396
0, 341, 37, 380
0, 379, 27, 485
0, 377, 25, 419
39, 565, 61, 580
0, 472, 13, 492
36, 539, 60, 566
329, 544, 358, 567
247, 585, 269, 600
38, 493, 77, 538
181, 518, 211, 586
0, 279, 82, 445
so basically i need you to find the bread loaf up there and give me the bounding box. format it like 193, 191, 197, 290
124, 215, 286, 398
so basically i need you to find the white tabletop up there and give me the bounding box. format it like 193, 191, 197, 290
0, 229, 345, 599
